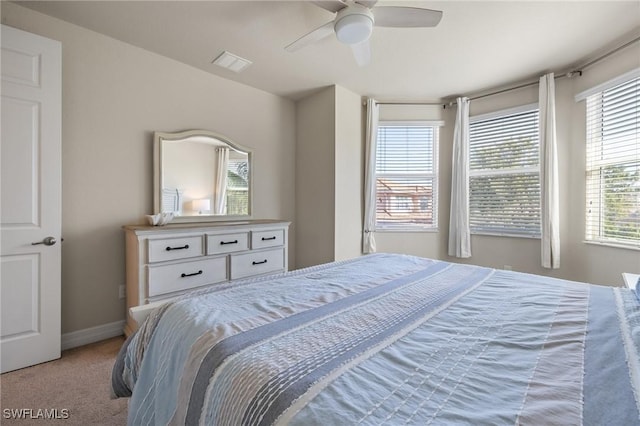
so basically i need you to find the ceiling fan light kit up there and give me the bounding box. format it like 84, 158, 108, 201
334, 7, 374, 45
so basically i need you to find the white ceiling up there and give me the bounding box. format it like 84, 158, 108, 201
15, 1, 640, 101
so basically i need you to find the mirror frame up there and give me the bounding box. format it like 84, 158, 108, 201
153, 129, 253, 223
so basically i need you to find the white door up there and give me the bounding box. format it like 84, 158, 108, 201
1, 25, 62, 373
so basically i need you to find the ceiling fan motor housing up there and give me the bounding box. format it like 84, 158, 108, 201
334, 5, 374, 45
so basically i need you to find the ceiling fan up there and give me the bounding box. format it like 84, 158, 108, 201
285, 0, 443, 66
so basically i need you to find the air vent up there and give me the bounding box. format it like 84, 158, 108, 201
212, 51, 252, 73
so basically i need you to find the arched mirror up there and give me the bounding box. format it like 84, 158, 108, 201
153, 130, 252, 222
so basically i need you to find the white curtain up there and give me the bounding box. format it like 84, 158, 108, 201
214, 147, 229, 215
539, 73, 560, 268
448, 97, 472, 258
362, 98, 379, 254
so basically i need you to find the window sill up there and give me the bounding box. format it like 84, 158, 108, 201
584, 240, 640, 252
471, 231, 540, 239
374, 227, 439, 233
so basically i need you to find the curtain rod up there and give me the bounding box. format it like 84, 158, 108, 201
454, 34, 640, 104
374, 101, 444, 106
367, 34, 640, 108
361, 100, 447, 108
580, 34, 640, 70
469, 73, 571, 102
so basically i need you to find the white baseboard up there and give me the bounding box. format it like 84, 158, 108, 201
61, 320, 125, 351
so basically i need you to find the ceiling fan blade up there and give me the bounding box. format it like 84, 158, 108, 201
356, 0, 378, 8
373, 7, 443, 28
350, 40, 371, 67
311, 0, 347, 13
285, 21, 335, 52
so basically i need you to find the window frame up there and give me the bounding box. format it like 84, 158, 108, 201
374, 120, 442, 232
580, 70, 640, 250
468, 103, 542, 238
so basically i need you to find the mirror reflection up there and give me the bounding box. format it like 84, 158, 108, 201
154, 130, 252, 221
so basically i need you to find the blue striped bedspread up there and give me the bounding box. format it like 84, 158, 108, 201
111, 253, 640, 425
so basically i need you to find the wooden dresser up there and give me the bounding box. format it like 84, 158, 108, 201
123, 220, 290, 336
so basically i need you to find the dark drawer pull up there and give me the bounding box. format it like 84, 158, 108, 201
252, 259, 268, 265
220, 240, 238, 245
166, 244, 189, 251
181, 270, 203, 278
261, 236, 277, 241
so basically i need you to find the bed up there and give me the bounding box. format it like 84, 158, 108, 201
111, 253, 640, 425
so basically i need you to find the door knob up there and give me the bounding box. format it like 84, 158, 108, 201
32, 236, 57, 246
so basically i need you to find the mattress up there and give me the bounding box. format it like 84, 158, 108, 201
112, 253, 640, 425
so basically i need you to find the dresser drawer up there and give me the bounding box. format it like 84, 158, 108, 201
148, 236, 203, 263
207, 232, 249, 255
230, 248, 284, 280
147, 256, 227, 297
251, 229, 285, 250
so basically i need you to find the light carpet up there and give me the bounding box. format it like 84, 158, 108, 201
1, 336, 128, 425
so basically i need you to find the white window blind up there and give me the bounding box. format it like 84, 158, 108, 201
585, 75, 640, 247
226, 158, 249, 216
469, 106, 541, 237
375, 123, 439, 229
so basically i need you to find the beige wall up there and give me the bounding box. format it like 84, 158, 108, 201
295, 86, 336, 268
374, 44, 640, 286
294, 85, 362, 267
2, 2, 637, 338
2, 3, 297, 334
334, 86, 363, 261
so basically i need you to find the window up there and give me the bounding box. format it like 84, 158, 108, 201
226, 157, 249, 215
375, 122, 439, 230
584, 74, 639, 247
469, 105, 541, 237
